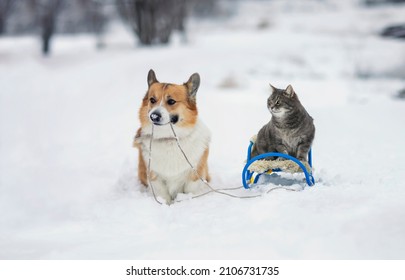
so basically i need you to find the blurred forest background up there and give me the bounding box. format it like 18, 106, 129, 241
0, 0, 235, 55
0, 0, 404, 56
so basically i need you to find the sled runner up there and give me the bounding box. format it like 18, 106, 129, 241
242, 138, 315, 189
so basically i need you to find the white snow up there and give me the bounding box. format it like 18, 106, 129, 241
1, 0, 405, 259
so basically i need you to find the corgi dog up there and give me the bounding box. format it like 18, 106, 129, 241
133, 69, 211, 204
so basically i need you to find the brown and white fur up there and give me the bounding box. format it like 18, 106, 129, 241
133, 69, 211, 204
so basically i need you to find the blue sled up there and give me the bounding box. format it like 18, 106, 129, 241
242, 141, 315, 189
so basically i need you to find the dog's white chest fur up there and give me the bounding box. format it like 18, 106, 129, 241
140, 120, 210, 202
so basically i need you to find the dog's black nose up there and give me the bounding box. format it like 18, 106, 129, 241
150, 112, 161, 123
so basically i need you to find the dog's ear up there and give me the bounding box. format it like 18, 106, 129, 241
269, 84, 277, 94
185, 73, 200, 101
147, 69, 158, 87
285, 84, 295, 98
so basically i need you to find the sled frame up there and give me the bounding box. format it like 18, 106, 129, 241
242, 141, 315, 189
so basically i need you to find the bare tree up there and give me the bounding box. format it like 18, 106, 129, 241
0, 0, 16, 34
116, 0, 187, 45
85, 0, 109, 48
36, 0, 63, 55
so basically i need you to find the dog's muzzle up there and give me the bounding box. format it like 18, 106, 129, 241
170, 115, 179, 124
149, 108, 178, 126
150, 112, 162, 124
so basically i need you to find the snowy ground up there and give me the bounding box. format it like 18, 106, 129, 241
1, 0, 405, 259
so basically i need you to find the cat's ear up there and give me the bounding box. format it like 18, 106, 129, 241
285, 84, 295, 98
147, 69, 159, 87
269, 84, 277, 93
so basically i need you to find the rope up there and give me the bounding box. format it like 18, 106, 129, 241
146, 124, 163, 205
145, 122, 301, 205
168, 123, 267, 200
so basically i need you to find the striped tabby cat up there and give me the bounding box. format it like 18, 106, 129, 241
251, 84, 315, 163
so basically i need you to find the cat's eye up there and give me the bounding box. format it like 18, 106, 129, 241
275, 101, 280, 106
150, 97, 157, 104
167, 99, 176, 105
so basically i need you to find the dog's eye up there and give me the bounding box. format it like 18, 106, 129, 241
150, 97, 157, 104
167, 99, 176, 106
